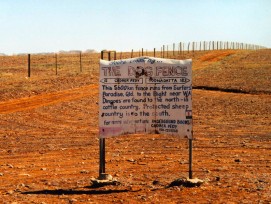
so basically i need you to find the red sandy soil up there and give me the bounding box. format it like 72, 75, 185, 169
0, 50, 270, 203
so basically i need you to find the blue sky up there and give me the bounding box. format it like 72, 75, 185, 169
0, 0, 270, 54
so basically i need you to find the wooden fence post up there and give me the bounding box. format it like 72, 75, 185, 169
28, 54, 31, 77
187, 42, 190, 53
79, 51, 82, 72
161, 47, 163, 58
55, 53, 58, 75
154, 48, 156, 57
131, 49, 133, 58
194, 42, 195, 52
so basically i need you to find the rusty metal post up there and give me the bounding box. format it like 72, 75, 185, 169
99, 50, 106, 179
99, 137, 106, 177
189, 138, 193, 179
98, 50, 117, 180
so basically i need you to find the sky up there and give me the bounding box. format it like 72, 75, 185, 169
0, 0, 270, 55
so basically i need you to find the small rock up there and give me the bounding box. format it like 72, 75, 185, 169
127, 158, 135, 162
41, 168, 47, 171
172, 186, 182, 191
18, 183, 25, 188
80, 170, 89, 174
152, 180, 160, 185
7, 164, 14, 168
19, 173, 31, 177
7, 190, 14, 195
168, 178, 204, 188
0, 173, 4, 176
140, 196, 147, 201
69, 198, 78, 203
257, 186, 264, 191
234, 159, 241, 162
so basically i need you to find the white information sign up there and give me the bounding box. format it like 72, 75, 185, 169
99, 57, 192, 139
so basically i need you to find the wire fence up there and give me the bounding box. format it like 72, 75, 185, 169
0, 41, 268, 78
126, 41, 267, 59
0, 52, 100, 78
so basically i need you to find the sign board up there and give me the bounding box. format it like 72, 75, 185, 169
99, 57, 192, 139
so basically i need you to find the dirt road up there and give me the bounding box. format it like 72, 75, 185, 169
0, 84, 98, 114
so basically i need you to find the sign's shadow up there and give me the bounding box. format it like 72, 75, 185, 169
21, 188, 130, 195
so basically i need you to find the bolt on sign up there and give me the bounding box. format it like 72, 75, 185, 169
99, 57, 192, 139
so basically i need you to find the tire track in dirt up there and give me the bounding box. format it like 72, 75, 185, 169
0, 84, 98, 114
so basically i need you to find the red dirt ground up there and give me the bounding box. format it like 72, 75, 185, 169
0, 50, 270, 203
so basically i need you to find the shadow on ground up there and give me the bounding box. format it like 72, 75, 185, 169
21, 188, 131, 195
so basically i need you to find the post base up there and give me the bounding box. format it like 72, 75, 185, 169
168, 177, 204, 188
90, 174, 120, 188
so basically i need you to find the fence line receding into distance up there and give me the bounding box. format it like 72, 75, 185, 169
0, 41, 267, 77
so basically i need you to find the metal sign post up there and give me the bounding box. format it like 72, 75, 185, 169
99, 137, 106, 179
189, 138, 193, 179
99, 50, 116, 180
